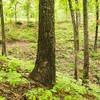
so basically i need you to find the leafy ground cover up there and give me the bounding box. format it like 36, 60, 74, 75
0, 21, 100, 100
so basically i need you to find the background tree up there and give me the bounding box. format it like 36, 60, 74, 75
26, 0, 30, 24
4, 2, 14, 23
29, 0, 55, 88
83, 0, 89, 84
75, 0, 79, 50
94, 0, 99, 52
68, 0, 79, 80
0, 0, 6, 56
9, 0, 21, 23
22, 0, 31, 24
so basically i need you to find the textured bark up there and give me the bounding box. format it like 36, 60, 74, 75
0, 0, 6, 56
68, 0, 78, 80
83, 0, 89, 84
94, 0, 99, 52
29, 0, 55, 88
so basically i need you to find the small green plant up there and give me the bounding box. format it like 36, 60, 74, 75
90, 64, 96, 69
7, 71, 29, 86
66, 63, 74, 68
88, 83, 100, 100
91, 52, 100, 60
0, 97, 5, 100
0, 71, 29, 86
62, 53, 70, 59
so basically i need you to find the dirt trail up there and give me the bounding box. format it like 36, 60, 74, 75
0, 41, 31, 50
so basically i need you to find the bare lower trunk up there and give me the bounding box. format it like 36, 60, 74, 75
29, 0, 55, 88
74, 50, 78, 80
94, 0, 99, 52
83, 0, 89, 84
0, 0, 6, 56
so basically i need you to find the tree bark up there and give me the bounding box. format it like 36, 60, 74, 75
0, 0, 6, 56
29, 0, 55, 88
68, 0, 78, 80
94, 0, 99, 52
83, 0, 89, 84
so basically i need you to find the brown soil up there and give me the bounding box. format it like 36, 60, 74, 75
0, 41, 31, 50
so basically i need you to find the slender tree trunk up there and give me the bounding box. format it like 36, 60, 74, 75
75, 0, 79, 50
10, 17, 12, 23
0, 2, 1, 15
65, 2, 68, 20
65, 7, 68, 20
94, 0, 99, 52
68, 0, 78, 80
29, 0, 55, 88
27, 0, 30, 25
78, 13, 81, 25
0, 0, 6, 56
83, 0, 89, 84
15, 4, 17, 23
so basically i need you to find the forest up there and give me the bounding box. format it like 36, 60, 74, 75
0, 0, 100, 100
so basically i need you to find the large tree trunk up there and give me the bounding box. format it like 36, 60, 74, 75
83, 0, 89, 84
29, 0, 55, 88
0, 0, 6, 56
68, 0, 78, 80
94, 0, 99, 52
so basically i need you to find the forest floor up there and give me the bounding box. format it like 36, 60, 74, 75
0, 21, 100, 100
0, 41, 30, 50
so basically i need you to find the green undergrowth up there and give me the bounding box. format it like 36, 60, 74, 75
0, 55, 34, 86
91, 52, 100, 60
0, 21, 100, 99
0, 70, 28, 86
25, 72, 100, 100
5, 43, 37, 62
0, 55, 100, 99
1, 23, 38, 42
0, 55, 34, 71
